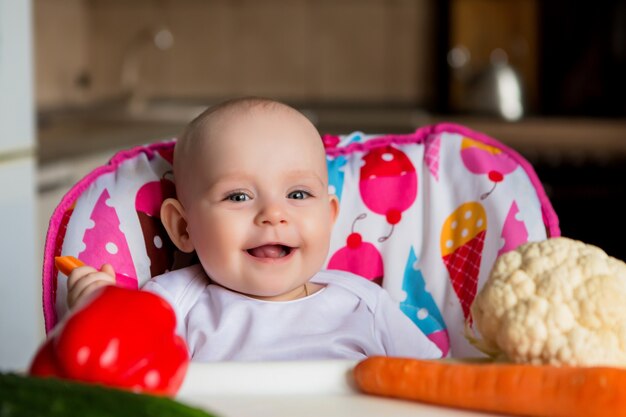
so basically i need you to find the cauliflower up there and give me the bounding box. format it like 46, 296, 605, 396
470, 237, 626, 366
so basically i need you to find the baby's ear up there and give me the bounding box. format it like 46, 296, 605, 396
328, 194, 339, 226
161, 198, 195, 253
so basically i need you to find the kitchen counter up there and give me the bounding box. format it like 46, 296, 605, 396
176, 360, 491, 417
37, 102, 626, 165
37, 117, 183, 165
427, 116, 626, 161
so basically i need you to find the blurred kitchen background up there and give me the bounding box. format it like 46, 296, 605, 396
1, 0, 625, 369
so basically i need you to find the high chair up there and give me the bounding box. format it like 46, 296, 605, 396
42, 122, 559, 358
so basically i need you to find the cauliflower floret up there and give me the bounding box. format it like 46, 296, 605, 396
470, 237, 626, 366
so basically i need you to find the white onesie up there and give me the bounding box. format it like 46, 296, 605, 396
143, 264, 442, 361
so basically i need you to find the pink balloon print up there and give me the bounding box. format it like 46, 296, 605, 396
328, 214, 384, 285
359, 145, 417, 241
156, 146, 175, 164
322, 134, 341, 149
135, 175, 175, 217
135, 175, 177, 277
460, 138, 518, 199
79, 189, 138, 288
498, 201, 529, 256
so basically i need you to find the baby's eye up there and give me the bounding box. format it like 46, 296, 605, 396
288, 190, 312, 200
226, 192, 251, 202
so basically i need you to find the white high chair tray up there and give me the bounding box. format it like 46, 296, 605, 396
177, 360, 494, 417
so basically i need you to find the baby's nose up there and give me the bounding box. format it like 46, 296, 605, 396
255, 201, 288, 226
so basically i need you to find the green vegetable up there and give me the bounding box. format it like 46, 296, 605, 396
0, 373, 216, 417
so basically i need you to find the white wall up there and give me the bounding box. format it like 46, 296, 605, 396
0, 0, 43, 370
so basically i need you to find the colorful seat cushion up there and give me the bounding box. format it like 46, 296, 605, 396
42, 123, 559, 357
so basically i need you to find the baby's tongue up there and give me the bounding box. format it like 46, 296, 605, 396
249, 245, 286, 258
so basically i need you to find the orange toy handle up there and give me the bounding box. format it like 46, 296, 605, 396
55, 256, 86, 276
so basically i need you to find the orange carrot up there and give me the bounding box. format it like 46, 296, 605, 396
55, 256, 85, 276
354, 356, 626, 417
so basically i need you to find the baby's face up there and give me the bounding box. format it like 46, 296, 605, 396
181, 105, 338, 300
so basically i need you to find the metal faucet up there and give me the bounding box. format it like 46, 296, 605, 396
120, 27, 174, 114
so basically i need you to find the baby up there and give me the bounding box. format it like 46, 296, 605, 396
67, 97, 442, 361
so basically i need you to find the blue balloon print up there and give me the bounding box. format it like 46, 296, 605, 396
400, 247, 446, 335
326, 155, 347, 202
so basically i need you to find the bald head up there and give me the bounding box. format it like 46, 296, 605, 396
173, 98, 326, 206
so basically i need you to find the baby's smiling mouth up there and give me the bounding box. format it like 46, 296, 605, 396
246, 244, 294, 259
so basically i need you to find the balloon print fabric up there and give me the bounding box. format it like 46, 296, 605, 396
45, 125, 559, 353
50, 143, 178, 325
323, 125, 558, 356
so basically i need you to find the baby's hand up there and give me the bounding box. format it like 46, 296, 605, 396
67, 264, 116, 309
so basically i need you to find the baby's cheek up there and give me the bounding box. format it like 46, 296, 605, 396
302, 217, 334, 263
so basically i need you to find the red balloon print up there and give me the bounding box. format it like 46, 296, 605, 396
460, 138, 518, 200
359, 145, 417, 241
135, 174, 177, 277
328, 214, 384, 285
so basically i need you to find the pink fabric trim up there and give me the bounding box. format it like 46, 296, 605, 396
324, 123, 560, 239
42, 140, 176, 333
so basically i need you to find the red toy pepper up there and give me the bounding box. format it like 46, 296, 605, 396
29, 285, 189, 396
